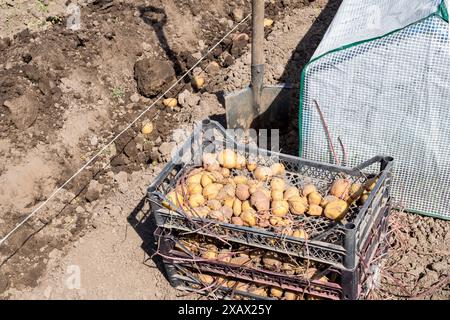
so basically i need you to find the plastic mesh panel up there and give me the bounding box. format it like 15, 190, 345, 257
313, 0, 441, 58
301, 14, 450, 219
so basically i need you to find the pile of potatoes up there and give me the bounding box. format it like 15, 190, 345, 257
175, 236, 333, 281
192, 272, 323, 300
163, 149, 378, 237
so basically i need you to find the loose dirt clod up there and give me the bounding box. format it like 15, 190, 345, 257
134, 58, 176, 97
85, 180, 103, 202
3, 91, 39, 130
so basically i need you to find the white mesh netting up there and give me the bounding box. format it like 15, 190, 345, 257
300, 0, 450, 219
313, 0, 442, 58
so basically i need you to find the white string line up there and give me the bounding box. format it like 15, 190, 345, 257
0, 14, 251, 247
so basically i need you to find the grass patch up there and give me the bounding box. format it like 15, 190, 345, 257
112, 87, 125, 99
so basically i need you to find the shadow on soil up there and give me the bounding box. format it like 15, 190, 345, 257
127, 196, 171, 281
138, 5, 185, 76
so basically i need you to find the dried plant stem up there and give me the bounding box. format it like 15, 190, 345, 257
313, 99, 339, 166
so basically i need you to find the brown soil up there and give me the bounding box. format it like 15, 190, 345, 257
0, 0, 448, 300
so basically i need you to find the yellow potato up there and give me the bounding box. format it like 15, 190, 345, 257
291, 203, 307, 216
330, 179, 351, 199
308, 204, 323, 216
141, 122, 154, 134
223, 197, 235, 208
305, 268, 318, 279
284, 186, 300, 200
302, 184, 317, 197
233, 198, 242, 216
264, 18, 274, 27
233, 175, 248, 185
235, 282, 249, 291
188, 193, 205, 208
347, 182, 365, 204
163, 191, 184, 210
241, 209, 257, 226
187, 183, 202, 195
186, 173, 202, 185
202, 152, 217, 165
288, 195, 308, 206
308, 191, 322, 206
269, 216, 284, 226
284, 291, 297, 300
192, 76, 205, 89
217, 149, 237, 169
202, 183, 222, 200
293, 229, 308, 239
202, 153, 219, 171
250, 287, 268, 297
201, 172, 215, 187
271, 200, 289, 217
262, 252, 283, 269
283, 227, 294, 236
247, 162, 257, 172
281, 262, 295, 273
288, 196, 307, 215
324, 199, 348, 220
270, 287, 284, 298
248, 185, 258, 194
202, 250, 217, 260
215, 276, 227, 286
198, 274, 214, 284
180, 208, 193, 217
220, 167, 231, 177
350, 182, 363, 197
213, 171, 227, 183
270, 163, 285, 176
241, 200, 252, 211
254, 166, 272, 181
270, 177, 286, 191
207, 199, 222, 210
271, 189, 284, 201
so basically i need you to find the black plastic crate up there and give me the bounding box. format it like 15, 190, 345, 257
148, 119, 394, 269
341, 202, 391, 299
156, 229, 342, 300
164, 262, 276, 300
157, 201, 391, 300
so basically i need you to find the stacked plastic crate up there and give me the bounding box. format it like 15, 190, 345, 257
148, 120, 393, 300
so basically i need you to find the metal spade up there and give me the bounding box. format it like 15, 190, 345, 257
225, 0, 294, 130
